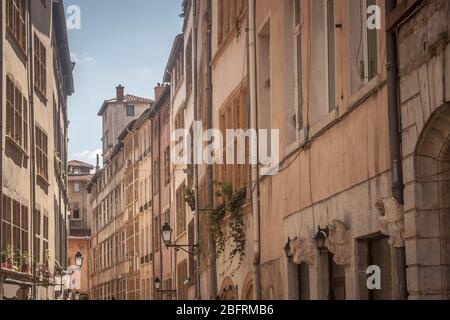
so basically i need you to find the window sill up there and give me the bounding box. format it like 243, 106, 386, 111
37, 174, 50, 186
34, 86, 48, 105
6, 28, 28, 62
212, 11, 246, 68
309, 108, 339, 140
347, 75, 386, 113
283, 128, 308, 160
5, 136, 29, 159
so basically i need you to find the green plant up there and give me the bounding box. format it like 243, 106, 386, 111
44, 249, 51, 266
209, 182, 247, 273
179, 0, 189, 18
1, 245, 15, 266
185, 187, 196, 211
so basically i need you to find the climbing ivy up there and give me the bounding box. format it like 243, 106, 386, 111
210, 182, 247, 272
184, 182, 247, 274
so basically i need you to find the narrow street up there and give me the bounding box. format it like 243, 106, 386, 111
1, 0, 450, 303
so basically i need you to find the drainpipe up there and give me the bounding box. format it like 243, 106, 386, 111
0, 0, 4, 301
192, 0, 202, 301
27, 0, 38, 300
247, 0, 261, 300
205, 0, 218, 300
386, 0, 407, 300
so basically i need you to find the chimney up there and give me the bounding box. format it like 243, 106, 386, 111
154, 83, 166, 101
95, 154, 100, 172
116, 85, 124, 101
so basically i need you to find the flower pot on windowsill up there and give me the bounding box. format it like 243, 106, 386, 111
1, 262, 13, 270
21, 264, 29, 274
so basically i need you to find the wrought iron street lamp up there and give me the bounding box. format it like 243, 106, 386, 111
161, 223, 199, 255
314, 226, 329, 253
75, 250, 83, 268
154, 277, 177, 298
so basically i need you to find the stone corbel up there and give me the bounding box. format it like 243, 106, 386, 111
289, 237, 316, 266
326, 220, 352, 267
376, 197, 405, 248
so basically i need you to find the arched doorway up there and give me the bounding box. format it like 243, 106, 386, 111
241, 273, 254, 300
219, 277, 237, 300
413, 104, 450, 299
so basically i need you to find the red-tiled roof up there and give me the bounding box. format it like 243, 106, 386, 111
68, 174, 93, 182
98, 94, 153, 116
68, 160, 94, 169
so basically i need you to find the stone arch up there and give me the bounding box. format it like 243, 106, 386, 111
412, 103, 450, 299
241, 273, 254, 300
219, 277, 237, 300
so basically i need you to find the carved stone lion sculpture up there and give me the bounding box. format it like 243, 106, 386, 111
289, 237, 316, 266
376, 197, 405, 248
326, 220, 352, 266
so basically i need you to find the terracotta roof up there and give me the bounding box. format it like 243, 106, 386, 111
68, 174, 93, 182
98, 94, 153, 116
68, 160, 94, 169
69, 229, 91, 239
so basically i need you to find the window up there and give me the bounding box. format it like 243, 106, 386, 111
349, 0, 378, 93
329, 253, 346, 300
310, 0, 336, 124
218, 84, 248, 190
6, 77, 28, 152
34, 210, 48, 264
154, 215, 161, 253
298, 263, 310, 300
6, 0, 26, 52
359, 236, 392, 300
1, 195, 29, 257
188, 219, 195, 279
257, 21, 272, 154
176, 184, 186, 236
218, 0, 245, 46
73, 182, 80, 193
72, 210, 80, 220
36, 126, 48, 181
164, 146, 171, 185
153, 158, 159, 194
285, 0, 303, 146
126, 105, 135, 117
34, 35, 47, 97
185, 33, 193, 94
294, 0, 303, 131
177, 260, 188, 300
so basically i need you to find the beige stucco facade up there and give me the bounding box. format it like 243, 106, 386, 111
1, 0, 73, 300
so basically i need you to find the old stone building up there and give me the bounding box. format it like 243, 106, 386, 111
84, 0, 449, 301
392, 0, 450, 299
88, 86, 152, 300
159, 0, 450, 301
67, 160, 94, 300
0, 0, 73, 300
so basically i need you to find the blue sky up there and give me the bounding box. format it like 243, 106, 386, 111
64, 0, 183, 165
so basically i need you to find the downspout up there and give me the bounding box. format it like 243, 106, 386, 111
28, 0, 38, 300
247, 0, 261, 300
386, 0, 407, 300
205, 0, 218, 300
0, 0, 4, 301
158, 113, 163, 299
192, 0, 201, 301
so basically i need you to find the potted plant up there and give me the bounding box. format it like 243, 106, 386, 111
20, 251, 31, 273
12, 247, 22, 272
0, 246, 14, 270
44, 249, 51, 267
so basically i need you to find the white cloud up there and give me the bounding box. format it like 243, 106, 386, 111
71, 52, 95, 63
72, 149, 102, 164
